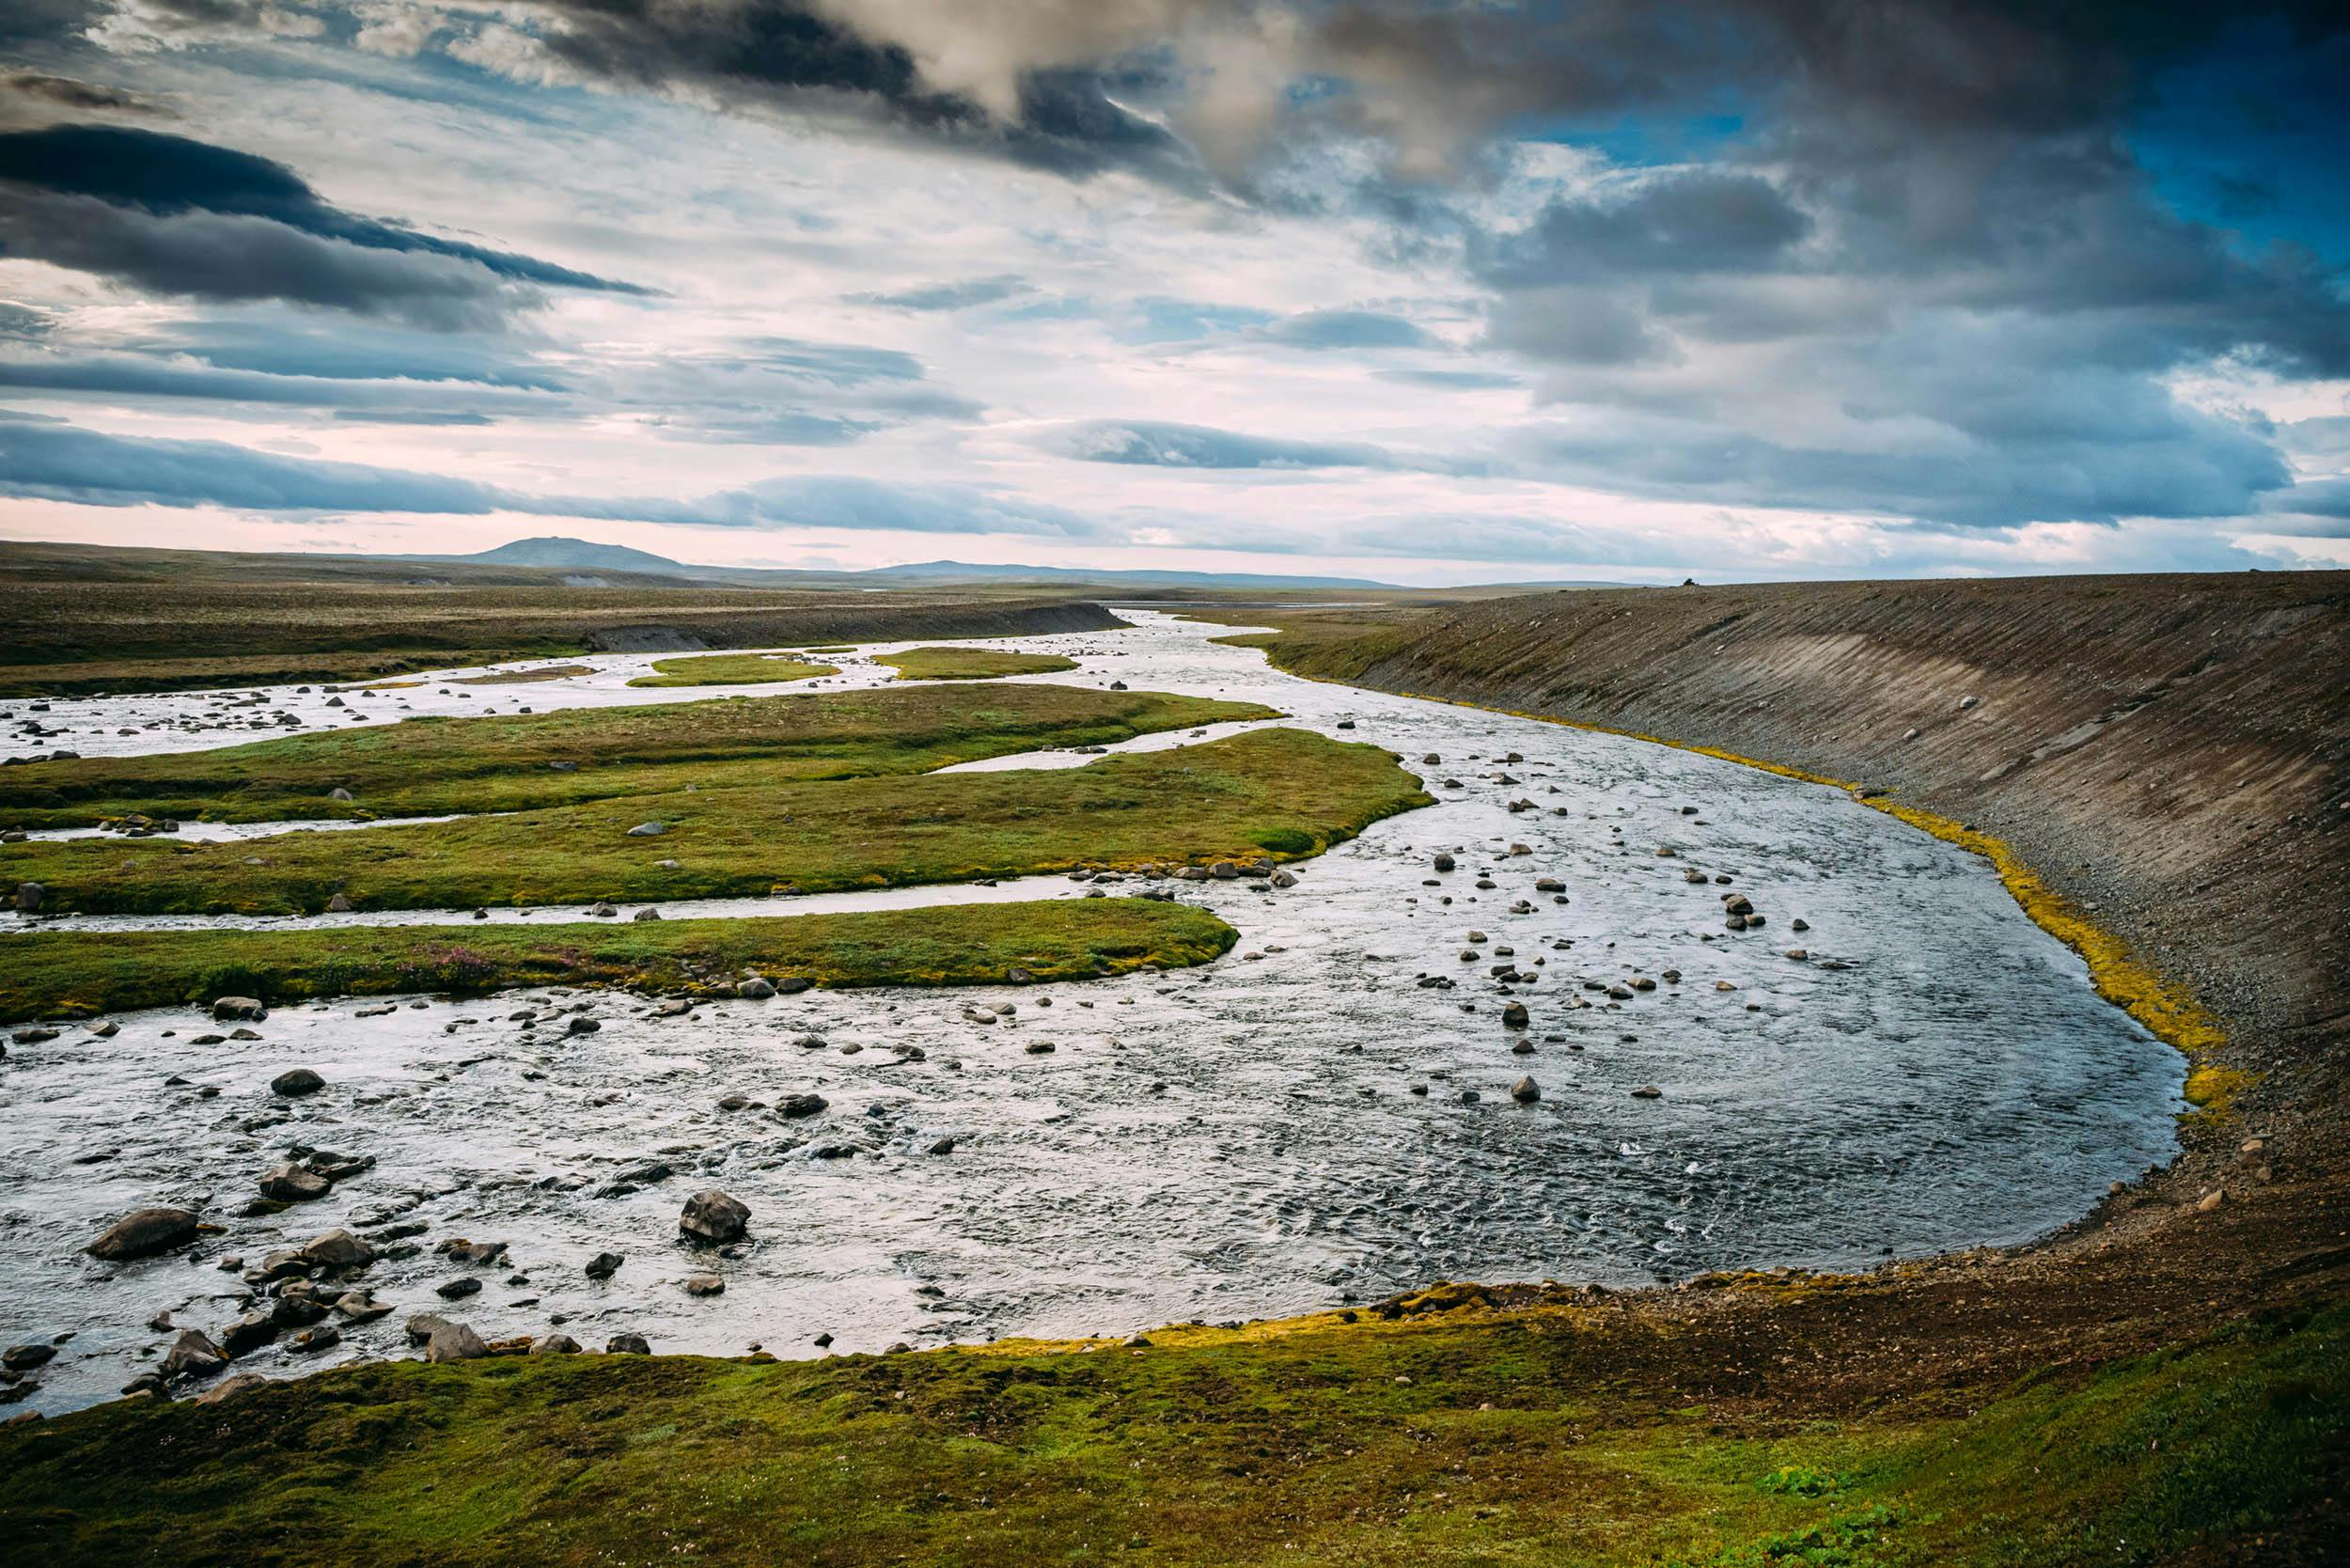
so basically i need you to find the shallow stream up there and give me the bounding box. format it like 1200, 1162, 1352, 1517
0, 612, 2183, 1412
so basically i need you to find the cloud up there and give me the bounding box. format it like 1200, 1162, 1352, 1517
0, 414, 1100, 534
1473, 171, 1810, 287
0, 125, 644, 327
424, 0, 1195, 181
1260, 308, 1434, 351
850, 274, 1033, 310
1052, 419, 1395, 470
0, 71, 171, 117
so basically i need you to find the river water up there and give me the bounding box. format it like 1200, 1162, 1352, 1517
0, 611, 2183, 1412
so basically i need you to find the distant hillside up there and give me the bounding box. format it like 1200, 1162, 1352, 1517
441, 537, 709, 576
867, 559, 1394, 589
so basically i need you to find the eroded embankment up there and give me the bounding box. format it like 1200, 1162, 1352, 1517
1245, 573, 2350, 1129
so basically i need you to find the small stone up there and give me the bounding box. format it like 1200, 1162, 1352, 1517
586, 1252, 624, 1279
2197, 1189, 2225, 1212
683, 1274, 726, 1297
1510, 1076, 1541, 1104
737, 978, 776, 999
437, 1277, 483, 1299
325, 893, 353, 913
1631, 1086, 1662, 1099
271, 1068, 324, 1097
626, 822, 668, 837
606, 1334, 651, 1355
532, 1334, 583, 1355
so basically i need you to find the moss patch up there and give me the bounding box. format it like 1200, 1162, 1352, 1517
0, 898, 1233, 1022
878, 646, 1080, 681
2, 1294, 2338, 1566
2, 729, 1430, 916
625, 652, 839, 688
0, 683, 1266, 828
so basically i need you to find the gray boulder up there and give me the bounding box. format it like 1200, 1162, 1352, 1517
212, 996, 267, 1022
425, 1322, 489, 1363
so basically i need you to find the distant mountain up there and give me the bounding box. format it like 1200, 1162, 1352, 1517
865, 559, 1395, 589
450, 537, 704, 575
426, 538, 1399, 591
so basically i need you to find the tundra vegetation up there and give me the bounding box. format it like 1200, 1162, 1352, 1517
2, 1289, 2338, 1566
1, 729, 1424, 916
0, 684, 1267, 827
875, 646, 1082, 681
624, 652, 841, 687
0, 900, 1235, 1023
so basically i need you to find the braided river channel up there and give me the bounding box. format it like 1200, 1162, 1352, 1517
0, 610, 2184, 1412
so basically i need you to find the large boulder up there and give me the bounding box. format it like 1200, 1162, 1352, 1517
679, 1188, 749, 1246
85, 1206, 199, 1261
212, 996, 267, 1023
271, 1068, 324, 1097
12, 882, 43, 913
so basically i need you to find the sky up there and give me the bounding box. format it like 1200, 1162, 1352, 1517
1, 1, 2347, 586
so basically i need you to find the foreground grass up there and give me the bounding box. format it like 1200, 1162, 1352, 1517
879, 646, 1080, 680
2, 729, 1428, 915
4, 1293, 2338, 1567
0, 684, 1266, 828
0, 899, 1231, 1022
625, 652, 839, 688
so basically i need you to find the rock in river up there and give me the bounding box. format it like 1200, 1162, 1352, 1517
1501, 1001, 1530, 1029
161, 1329, 227, 1381
1510, 1076, 1542, 1104
86, 1206, 199, 1261
271, 1068, 324, 1097
680, 1188, 750, 1246
426, 1322, 489, 1363
258, 1163, 331, 1202
212, 996, 267, 1023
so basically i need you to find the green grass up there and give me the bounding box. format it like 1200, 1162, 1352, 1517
0, 729, 1429, 916
625, 652, 839, 688
4, 1293, 2338, 1566
0, 899, 1233, 1022
879, 646, 1080, 681
0, 684, 1267, 828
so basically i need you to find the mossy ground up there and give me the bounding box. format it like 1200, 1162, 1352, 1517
0, 683, 1265, 828
2, 729, 1429, 915
3, 1293, 2338, 1567
624, 652, 839, 688
0, 898, 1234, 1022
878, 646, 1081, 680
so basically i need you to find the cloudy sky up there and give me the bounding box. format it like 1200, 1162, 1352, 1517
1, 1, 2345, 584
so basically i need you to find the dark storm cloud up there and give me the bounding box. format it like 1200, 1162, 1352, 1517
1054, 419, 1395, 471
478, 0, 1191, 181
0, 125, 644, 327
1475, 172, 1810, 287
